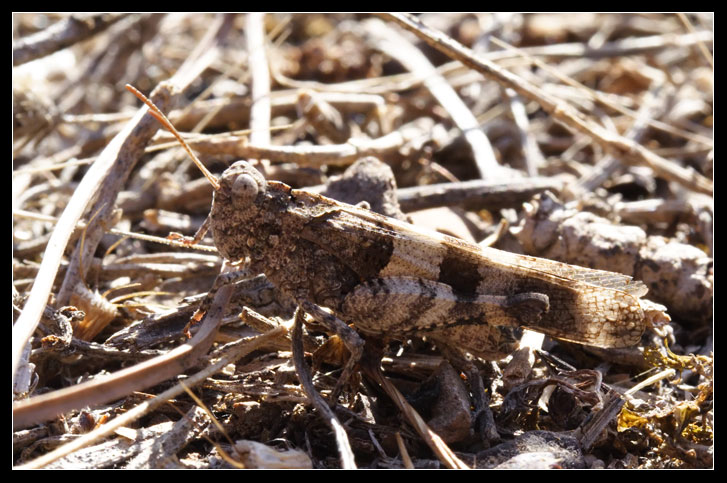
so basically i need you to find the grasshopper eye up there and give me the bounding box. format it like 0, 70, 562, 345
231, 173, 259, 206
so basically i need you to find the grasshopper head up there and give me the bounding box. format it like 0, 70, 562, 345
123, 85, 285, 264
210, 161, 280, 262
216, 161, 267, 211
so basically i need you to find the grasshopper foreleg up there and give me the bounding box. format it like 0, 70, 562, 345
167, 212, 212, 246
184, 265, 254, 335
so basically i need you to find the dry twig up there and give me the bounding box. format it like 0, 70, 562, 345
13, 13, 712, 469
378, 13, 712, 195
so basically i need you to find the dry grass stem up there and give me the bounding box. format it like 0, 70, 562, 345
14, 13, 712, 469
379, 13, 712, 195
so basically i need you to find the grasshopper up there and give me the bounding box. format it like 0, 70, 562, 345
128, 85, 669, 396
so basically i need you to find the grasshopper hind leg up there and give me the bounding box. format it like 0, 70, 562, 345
342, 276, 547, 360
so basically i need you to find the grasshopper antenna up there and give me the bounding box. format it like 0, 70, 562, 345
125, 84, 221, 191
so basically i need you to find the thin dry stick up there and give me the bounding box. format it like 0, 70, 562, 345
11, 100, 166, 380
13, 208, 218, 253
624, 367, 678, 398
15, 326, 287, 469
489, 36, 713, 148
51, 16, 230, 315
246, 12, 272, 152
11, 63, 212, 378
361, 355, 469, 469
125, 84, 220, 189
13, 13, 129, 66
179, 124, 434, 167
566, 82, 668, 198
488, 29, 713, 61
13, 265, 236, 430
165, 90, 385, 133
291, 309, 357, 469
505, 88, 544, 176
395, 176, 562, 212
144, 125, 292, 154
395, 432, 414, 469
378, 13, 712, 195
362, 18, 502, 180
297, 90, 351, 143
578, 390, 625, 451
269, 30, 712, 95
676, 13, 713, 69
48, 16, 233, 330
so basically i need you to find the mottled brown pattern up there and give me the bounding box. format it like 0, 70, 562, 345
208, 161, 662, 358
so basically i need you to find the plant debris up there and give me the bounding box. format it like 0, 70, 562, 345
13, 13, 712, 469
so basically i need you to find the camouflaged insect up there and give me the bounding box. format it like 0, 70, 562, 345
125, 83, 668, 363
208, 160, 669, 360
